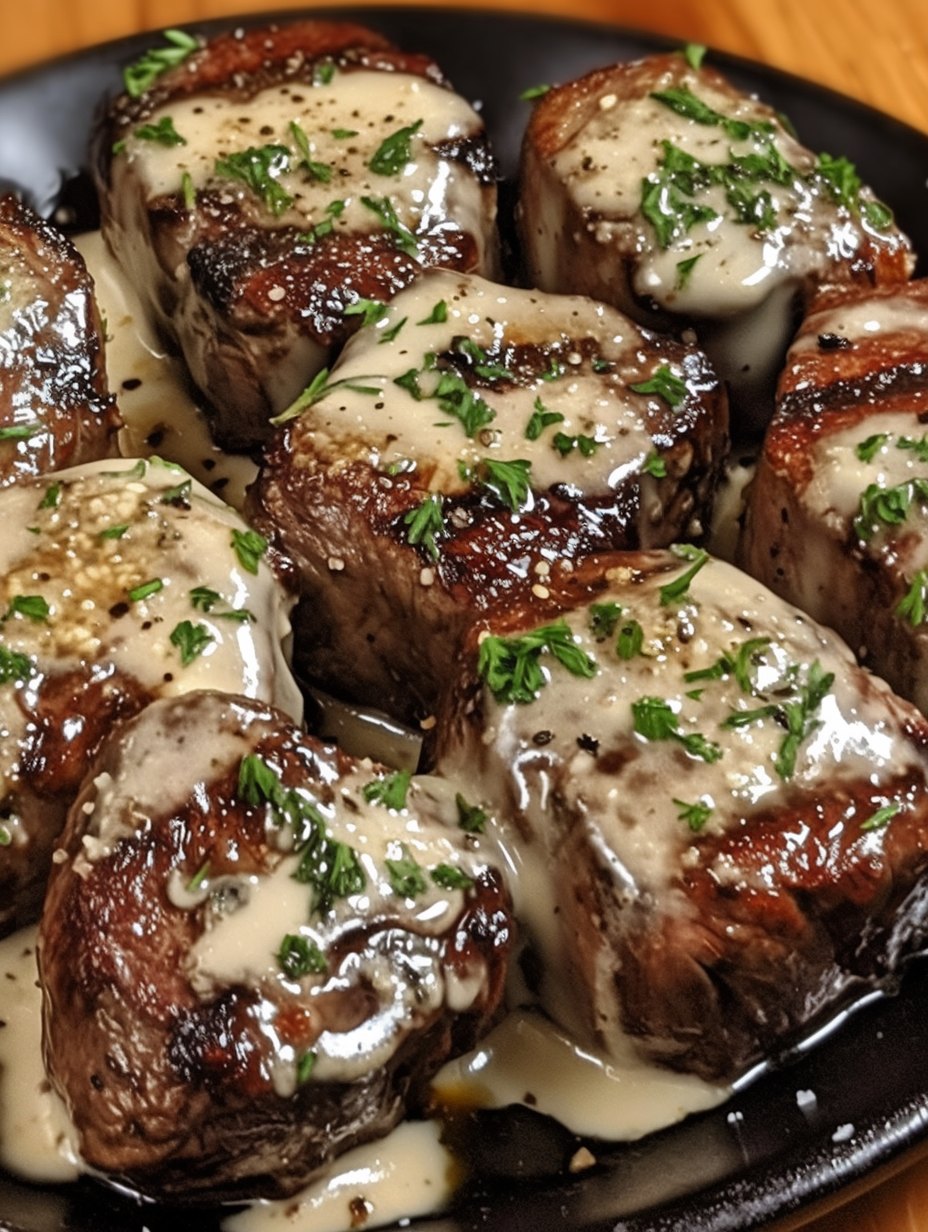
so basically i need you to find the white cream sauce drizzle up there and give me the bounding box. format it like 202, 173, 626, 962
297, 267, 691, 495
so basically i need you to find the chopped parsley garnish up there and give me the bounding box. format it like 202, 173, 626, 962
453, 337, 514, 382
272, 365, 382, 425
277, 933, 327, 978
525, 396, 565, 441
127, 578, 163, 602
431, 864, 474, 891
214, 145, 293, 216
332, 127, 358, 139
379, 316, 407, 344
160, 478, 192, 508
856, 433, 888, 462
0, 422, 40, 441
853, 478, 928, 542
0, 824, 10, 846
181, 171, 196, 210
481, 458, 533, 512
296, 1051, 317, 1085
898, 435, 928, 462
4, 595, 49, 623
298, 198, 346, 245
186, 860, 210, 892
813, 153, 893, 228
313, 60, 336, 86
418, 300, 448, 325
478, 619, 597, 704
683, 43, 707, 69
659, 544, 709, 605
170, 620, 213, 665
288, 120, 332, 182
134, 116, 186, 146
344, 297, 388, 328
0, 644, 32, 684
685, 636, 773, 693
722, 658, 834, 779
617, 618, 645, 660
631, 696, 723, 762
403, 494, 445, 560
630, 364, 687, 407
520, 83, 552, 100
369, 118, 423, 176
897, 570, 928, 626
38, 483, 60, 510
434, 370, 496, 437
860, 802, 901, 832
238, 754, 365, 914
363, 769, 411, 810
231, 528, 268, 574
360, 195, 418, 256
651, 85, 773, 142
552, 431, 599, 458
123, 28, 199, 98
588, 602, 622, 640
456, 793, 487, 834
642, 451, 668, 478
100, 524, 129, 540
190, 585, 255, 622
675, 254, 702, 289
674, 797, 713, 831
385, 845, 427, 898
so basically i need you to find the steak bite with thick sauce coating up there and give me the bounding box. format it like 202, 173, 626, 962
0, 457, 301, 937
39, 689, 512, 1201
0, 194, 120, 483
96, 21, 499, 450
739, 278, 928, 716
431, 549, 928, 1082
518, 53, 913, 433
251, 268, 728, 723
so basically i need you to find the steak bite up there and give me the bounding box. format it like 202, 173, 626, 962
431, 549, 928, 1083
96, 21, 499, 450
0, 194, 120, 484
518, 53, 913, 433
39, 689, 512, 1201
0, 457, 301, 937
739, 279, 928, 716
251, 268, 728, 723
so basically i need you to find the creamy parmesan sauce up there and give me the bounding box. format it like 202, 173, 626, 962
296, 268, 704, 496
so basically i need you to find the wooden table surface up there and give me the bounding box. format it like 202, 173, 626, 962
0, 2, 927, 1231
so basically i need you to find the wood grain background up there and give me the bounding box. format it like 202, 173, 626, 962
0, 2, 927, 1230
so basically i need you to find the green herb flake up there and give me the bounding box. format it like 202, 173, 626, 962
0, 824, 10, 846
38, 483, 61, 510
0, 644, 32, 685
332, 127, 358, 139
0, 422, 41, 441
403, 494, 445, 561
231, 528, 268, 574
288, 119, 332, 182
215, 145, 293, 216
313, 61, 336, 86
134, 116, 186, 146
186, 860, 210, 892
272, 366, 382, 425
897, 570, 928, 626
588, 601, 622, 641
630, 364, 688, 408
520, 83, 552, 101
344, 297, 388, 328
181, 171, 196, 210
296, 1051, 318, 1085
277, 933, 327, 978
856, 433, 889, 462
631, 695, 723, 762
379, 316, 407, 344
369, 118, 423, 176
863, 199, 894, 231
617, 619, 645, 661
478, 619, 597, 705
642, 452, 668, 478
860, 802, 901, 832
675, 253, 703, 289
659, 544, 709, 605
363, 769, 411, 811
897, 435, 928, 462
127, 578, 164, 603
525, 396, 566, 441
385, 845, 427, 898
418, 300, 448, 325
853, 478, 928, 542
123, 28, 199, 98
674, 797, 713, 831
360, 195, 419, 256
431, 864, 474, 891
4, 595, 49, 623
160, 478, 192, 508
683, 43, 707, 70
100, 524, 129, 541
481, 458, 533, 512
455, 793, 487, 834
170, 620, 213, 665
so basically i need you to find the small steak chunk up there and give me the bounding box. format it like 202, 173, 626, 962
518, 54, 913, 432
39, 689, 512, 1200
252, 269, 727, 722
96, 21, 499, 449
432, 549, 928, 1082
739, 279, 928, 715
0, 194, 120, 483
0, 458, 300, 936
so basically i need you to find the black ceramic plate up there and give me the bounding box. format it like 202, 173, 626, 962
2, 8, 928, 1232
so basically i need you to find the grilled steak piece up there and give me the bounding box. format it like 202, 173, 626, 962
96, 21, 499, 450
0, 194, 120, 483
431, 549, 928, 1083
39, 689, 512, 1200
0, 458, 301, 938
739, 279, 928, 715
251, 268, 728, 724
517, 53, 914, 435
